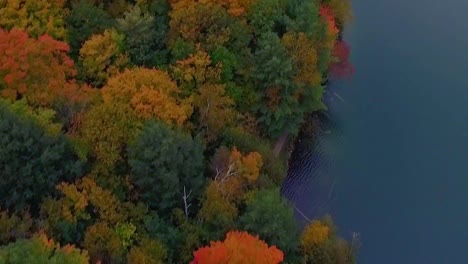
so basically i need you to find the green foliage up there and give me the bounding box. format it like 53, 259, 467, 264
0, 99, 62, 136
173, 209, 209, 263
115, 222, 137, 249
284, 0, 321, 37
66, 0, 114, 58
143, 212, 182, 261
0, 104, 83, 211
0, 234, 89, 264
0, 0, 353, 261
128, 121, 205, 215
118, 5, 168, 67
247, 0, 283, 36
239, 188, 300, 261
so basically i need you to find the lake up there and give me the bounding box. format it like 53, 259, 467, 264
282, 0, 468, 263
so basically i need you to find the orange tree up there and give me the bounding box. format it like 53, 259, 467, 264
191, 231, 283, 264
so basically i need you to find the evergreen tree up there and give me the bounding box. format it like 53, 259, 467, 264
128, 121, 205, 216
0, 103, 83, 211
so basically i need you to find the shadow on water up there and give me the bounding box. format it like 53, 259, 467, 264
281, 81, 346, 228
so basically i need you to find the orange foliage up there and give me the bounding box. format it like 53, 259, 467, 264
210, 147, 262, 201
102, 68, 193, 126
0, 29, 84, 106
191, 231, 283, 264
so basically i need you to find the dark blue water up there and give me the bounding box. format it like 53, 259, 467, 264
283, 1, 468, 263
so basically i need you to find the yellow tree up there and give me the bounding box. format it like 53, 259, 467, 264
79, 29, 129, 87
282, 32, 322, 88
194, 83, 235, 142
78, 102, 141, 176
170, 48, 222, 95
102, 68, 193, 126
301, 220, 330, 252
0, 0, 68, 40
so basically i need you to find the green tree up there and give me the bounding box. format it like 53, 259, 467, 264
246, 0, 283, 36
0, 103, 83, 211
118, 5, 168, 66
0, 234, 89, 264
239, 188, 300, 262
143, 212, 183, 261
253, 32, 304, 138
128, 121, 205, 215
66, 0, 114, 58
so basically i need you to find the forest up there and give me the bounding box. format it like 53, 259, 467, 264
0, 0, 354, 263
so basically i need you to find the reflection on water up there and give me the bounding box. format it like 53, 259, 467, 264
281, 84, 345, 227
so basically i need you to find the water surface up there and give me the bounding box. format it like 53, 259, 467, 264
283, 0, 468, 263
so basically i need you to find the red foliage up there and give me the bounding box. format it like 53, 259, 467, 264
0, 28, 86, 105
191, 231, 283, 264
329, 40, 354, 79
320, 5, 339, 36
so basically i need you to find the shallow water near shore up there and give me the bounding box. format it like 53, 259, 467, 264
282, 0, 468, 263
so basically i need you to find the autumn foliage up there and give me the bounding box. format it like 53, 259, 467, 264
0, 29, 82, 105
102, 68, 193, 126
191, 231, 284, 264
330, 40, 355, 79
0, 0, 355, 262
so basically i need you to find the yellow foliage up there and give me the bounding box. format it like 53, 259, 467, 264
195, 83, 235, 142
282, 32, 322, 87
79, 29, 129, 86
52, 177, 126, 225
79, 102, 140, 170
84, 222, 125, 263
169, 1, 234, 50
171, 48, 222, 93
301, 220, 330, 252
0, 0, 68, 40
102, 68, 193, 126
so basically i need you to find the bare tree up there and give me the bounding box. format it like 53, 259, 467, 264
182, 186, 192, 218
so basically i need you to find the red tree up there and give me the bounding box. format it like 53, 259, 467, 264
0, 29, 86, 106
329, 40, 354, 79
